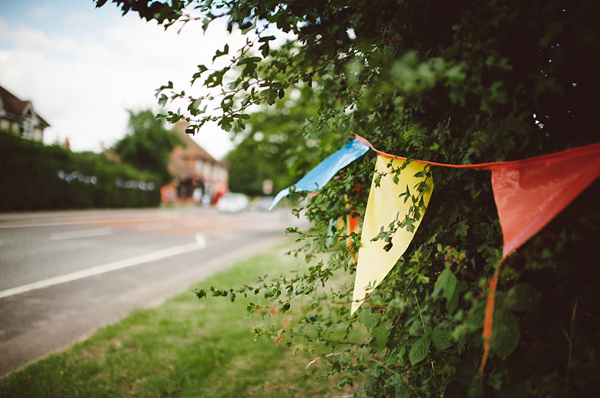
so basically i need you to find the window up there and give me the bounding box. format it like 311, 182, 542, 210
20, 117, 34, 139
195, 159, 204, 174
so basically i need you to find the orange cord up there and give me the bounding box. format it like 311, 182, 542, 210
478, 259, 504, 374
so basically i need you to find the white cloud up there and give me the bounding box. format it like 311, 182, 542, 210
0, 18, 77, 55
0, 12, 243, 159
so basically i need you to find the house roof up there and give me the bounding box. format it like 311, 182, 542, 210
174, 127, 220, 164
170, 120, 229, 166
167, 146, 191, 176
168, 121, 229, 179
0, 85, 50, 127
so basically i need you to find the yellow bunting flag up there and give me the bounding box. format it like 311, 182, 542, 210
351, 155, 434, 314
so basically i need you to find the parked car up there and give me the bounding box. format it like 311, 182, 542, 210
256, 196, 274, 211
216, 193, 249, 213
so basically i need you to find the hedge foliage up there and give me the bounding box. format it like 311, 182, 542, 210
0, 131, 161, 211
98, 0, 600, 396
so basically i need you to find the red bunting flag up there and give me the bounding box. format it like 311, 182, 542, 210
489, 144, 600, 258
481, 143, 600, 372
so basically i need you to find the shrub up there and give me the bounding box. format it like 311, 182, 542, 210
0, 131, 161, 211
98, 0, 600, 396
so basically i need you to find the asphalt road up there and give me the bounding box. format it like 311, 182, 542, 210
0, 207, 304, 378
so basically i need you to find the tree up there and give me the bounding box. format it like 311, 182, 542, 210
114, 109, 182, 185
97, 1, 600, 396
225, 86, 339, 196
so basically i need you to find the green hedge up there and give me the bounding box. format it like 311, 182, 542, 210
0, 132, 161, 211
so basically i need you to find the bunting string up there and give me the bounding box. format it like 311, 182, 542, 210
354, 134, 600, 171
479, 258, 504, 374
270, 134, 600, 373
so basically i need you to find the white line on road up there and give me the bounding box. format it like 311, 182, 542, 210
134, 222, 173, 232
0, 235, 208, 300
50, 228, 113, 240
195, 233, 207, 248
0, 215, 178, 229
0, 219, 129, 229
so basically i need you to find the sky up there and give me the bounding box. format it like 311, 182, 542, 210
0, 0, 251, 159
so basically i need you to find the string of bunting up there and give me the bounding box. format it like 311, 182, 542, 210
269, 134, 600, 373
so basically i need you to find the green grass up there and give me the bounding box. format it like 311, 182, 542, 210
0, 241, 360, 398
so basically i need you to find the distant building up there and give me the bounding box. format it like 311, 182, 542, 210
161, 121, 229, 205
0, 85, 50, 142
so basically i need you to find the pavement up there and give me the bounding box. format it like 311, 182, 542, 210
0, 206, 308, 378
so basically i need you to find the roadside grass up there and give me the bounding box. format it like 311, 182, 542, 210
0, 240, 363, 398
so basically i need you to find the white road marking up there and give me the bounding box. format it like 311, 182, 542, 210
0, 220, 122, 229
134, 222, 173, 232
195, 233, 207, 248
182, 220, 210, 227
50, 228, 113, 240
0, 221, 76, 229
0, 240, 207, 299
0, 215, 177, 229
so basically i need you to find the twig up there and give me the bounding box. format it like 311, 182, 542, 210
306, 352, 339, 369
414, 293, 435, 371
563, 300, 578, 388
368, 356, 421, 397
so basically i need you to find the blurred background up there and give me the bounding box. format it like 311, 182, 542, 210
0, 0, 311, 377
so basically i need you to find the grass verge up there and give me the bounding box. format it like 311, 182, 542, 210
0, 240, 360, 398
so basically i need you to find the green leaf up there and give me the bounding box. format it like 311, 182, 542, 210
468, 375, 484, 398
361, 311, 382, 329
373, 324, 387, 350
490, 310, 520, 360
431, 323, 452, 351
446, 288, 459, 314
455, 221, 469, 237
261, 42, 269, 57
192, 64, 208, 83
467, 301, 486, 332
258, 35, 276, 43
218, 116, 233, 132
447, 279, 468, 313
364, 379, 377, 395
188, 98, 203, 115
157, 94, 168, 106
409, 336, 430, 365
332, 360, 341, 373
238, 56, 262, 65
397, 345, 406, 361
433, 268, 458, 301
489, 372, 503, 390
212, 44, 229, 61
266, 89, 277, 105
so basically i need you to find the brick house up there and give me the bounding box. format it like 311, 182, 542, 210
161, 121, 229, 205
0, 85, 50, 142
